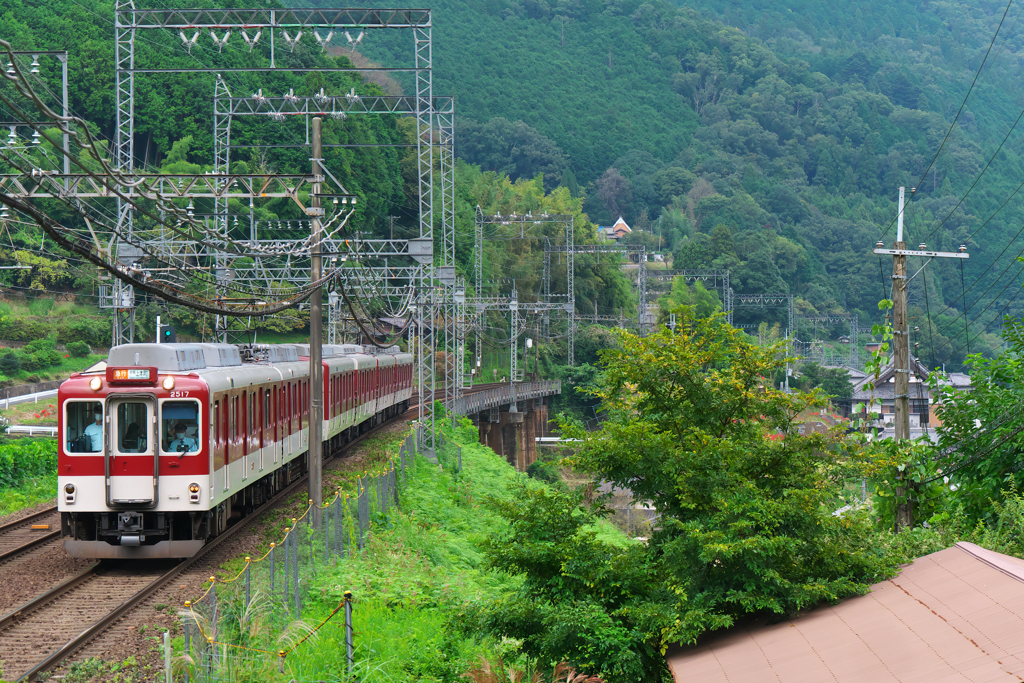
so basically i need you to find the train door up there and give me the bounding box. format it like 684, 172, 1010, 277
272, 386, 279, 463
106, 395, 157, 506
259, 388, 267, 470
241, 391, 248, 480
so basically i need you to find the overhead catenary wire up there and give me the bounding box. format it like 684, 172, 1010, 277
879, 0, 1014, 241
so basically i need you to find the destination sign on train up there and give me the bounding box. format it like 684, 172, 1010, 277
106, 367, 157, 384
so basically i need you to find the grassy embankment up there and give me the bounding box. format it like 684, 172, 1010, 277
0, 438, 56, 516
175, 415, 627, 682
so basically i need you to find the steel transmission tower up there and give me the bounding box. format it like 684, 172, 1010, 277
108, 4, 455, 457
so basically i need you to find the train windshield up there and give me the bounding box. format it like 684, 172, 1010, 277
66, 400, 103, 453
162, 401, 200, 454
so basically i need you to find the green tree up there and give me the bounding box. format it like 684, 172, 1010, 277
792, 362, 853, 399
656, 278, 719, 323
930, 321, 1024, 523
565, 312, 898, 645
475, 484, 672, 683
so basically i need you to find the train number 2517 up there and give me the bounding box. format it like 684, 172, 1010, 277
169, 390, 190, 398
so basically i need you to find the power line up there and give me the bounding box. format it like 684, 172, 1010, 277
880, 0, 1014, 240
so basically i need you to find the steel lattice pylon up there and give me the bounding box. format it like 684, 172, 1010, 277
544, 242, 649, 366
474, 209, 574, 376
647, 268, 733, 325
795, 315, 860, 368
110, 5, 455, 458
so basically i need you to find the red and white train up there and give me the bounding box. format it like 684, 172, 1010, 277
57, 342, 413, 558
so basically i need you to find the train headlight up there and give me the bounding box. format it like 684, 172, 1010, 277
188, 482, 200, 503
162, 376, 175, 391
88, 377, 102, 392
64, 483, 76, 504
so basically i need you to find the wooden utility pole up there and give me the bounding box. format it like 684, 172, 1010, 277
893, 187, 910, 445
892, 187, 912, 530
874, 186, 968, 532
309, 117, 324, 527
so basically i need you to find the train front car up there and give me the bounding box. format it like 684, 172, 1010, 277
58, 344, 212, 559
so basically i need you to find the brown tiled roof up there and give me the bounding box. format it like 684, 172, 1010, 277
667, 542, 1024, 682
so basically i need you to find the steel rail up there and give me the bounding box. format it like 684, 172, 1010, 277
0, 506, 58, 535
0, 507, 61, 564
18, 400, 417, 681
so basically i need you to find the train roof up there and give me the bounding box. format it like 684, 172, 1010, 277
100, 343, 409, 375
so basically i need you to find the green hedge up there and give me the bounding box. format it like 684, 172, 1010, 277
0, 438, 56, 490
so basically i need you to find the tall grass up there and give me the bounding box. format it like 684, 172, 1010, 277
0, 438, 56, 516
176, 416, 615, 682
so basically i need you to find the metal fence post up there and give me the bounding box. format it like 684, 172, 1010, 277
325, 498, 331, 562
270, 542, 276, 595
209, 580, 217, 643
334, 491, 341, 558
283, 528, 290, 604
293, 523, 301, 617
344, 590, 354, 675
164, 631, 171, 683
183, 603, 191, 683
244, 557, 251, 609
357, 480, 367, 550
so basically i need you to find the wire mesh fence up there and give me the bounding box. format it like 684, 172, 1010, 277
174, 428, 420, 682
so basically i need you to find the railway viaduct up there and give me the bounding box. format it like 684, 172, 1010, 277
450, 380, 561, 472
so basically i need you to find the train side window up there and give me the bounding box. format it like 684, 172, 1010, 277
65, 400, 103, 453
162, 400, 200, 454
214, 401, 220, 447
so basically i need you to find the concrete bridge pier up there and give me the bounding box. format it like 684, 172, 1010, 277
454, 381, 561, 473
475, 398, 550, 471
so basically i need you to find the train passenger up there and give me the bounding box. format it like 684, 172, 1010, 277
121, 422, 144, 452
84, 409, 103, 452
167, 423, 197, 454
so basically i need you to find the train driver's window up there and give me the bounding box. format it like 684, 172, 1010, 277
116, 402, 150, 454
66, 400, 103, 453
162, 400, 200, 454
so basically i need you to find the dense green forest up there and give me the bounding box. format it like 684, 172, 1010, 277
2, 0, 1024, 370
359, 0, 1024, 369
0, 0, 632, 351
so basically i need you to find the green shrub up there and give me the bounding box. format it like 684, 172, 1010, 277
0, 316, 48, 342
24, 337, 55, 354
57, 317, 108, 346
0, 352, 21, 375
66, 341, 90, 358
27, 298, 54, 316
526, 460, 560, 484
0, 438, 56, 489
18, 351, 38, 372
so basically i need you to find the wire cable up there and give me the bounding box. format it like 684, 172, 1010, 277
879, 0, 1014, 240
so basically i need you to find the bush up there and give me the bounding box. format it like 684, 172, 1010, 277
0, 438, 56, 489
0, 352, 21, 375
526, 460, 560, 484
57, 317, 108, 346
66, 341, 90, 358
17, 351, 38, 372
27, 298, 54, 316
0, 316, 48, 342
23, 337, 54, 354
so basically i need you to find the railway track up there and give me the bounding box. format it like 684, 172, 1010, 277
0, 507, 60, 564
0, 400, 430, 682
1, 384, 514, 680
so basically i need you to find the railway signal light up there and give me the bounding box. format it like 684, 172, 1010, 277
159, 325, 176, 343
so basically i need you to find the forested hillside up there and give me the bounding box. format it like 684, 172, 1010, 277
3, 0, 1023, 369
359, 0, 1024, 368
0, 0, 631, 345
